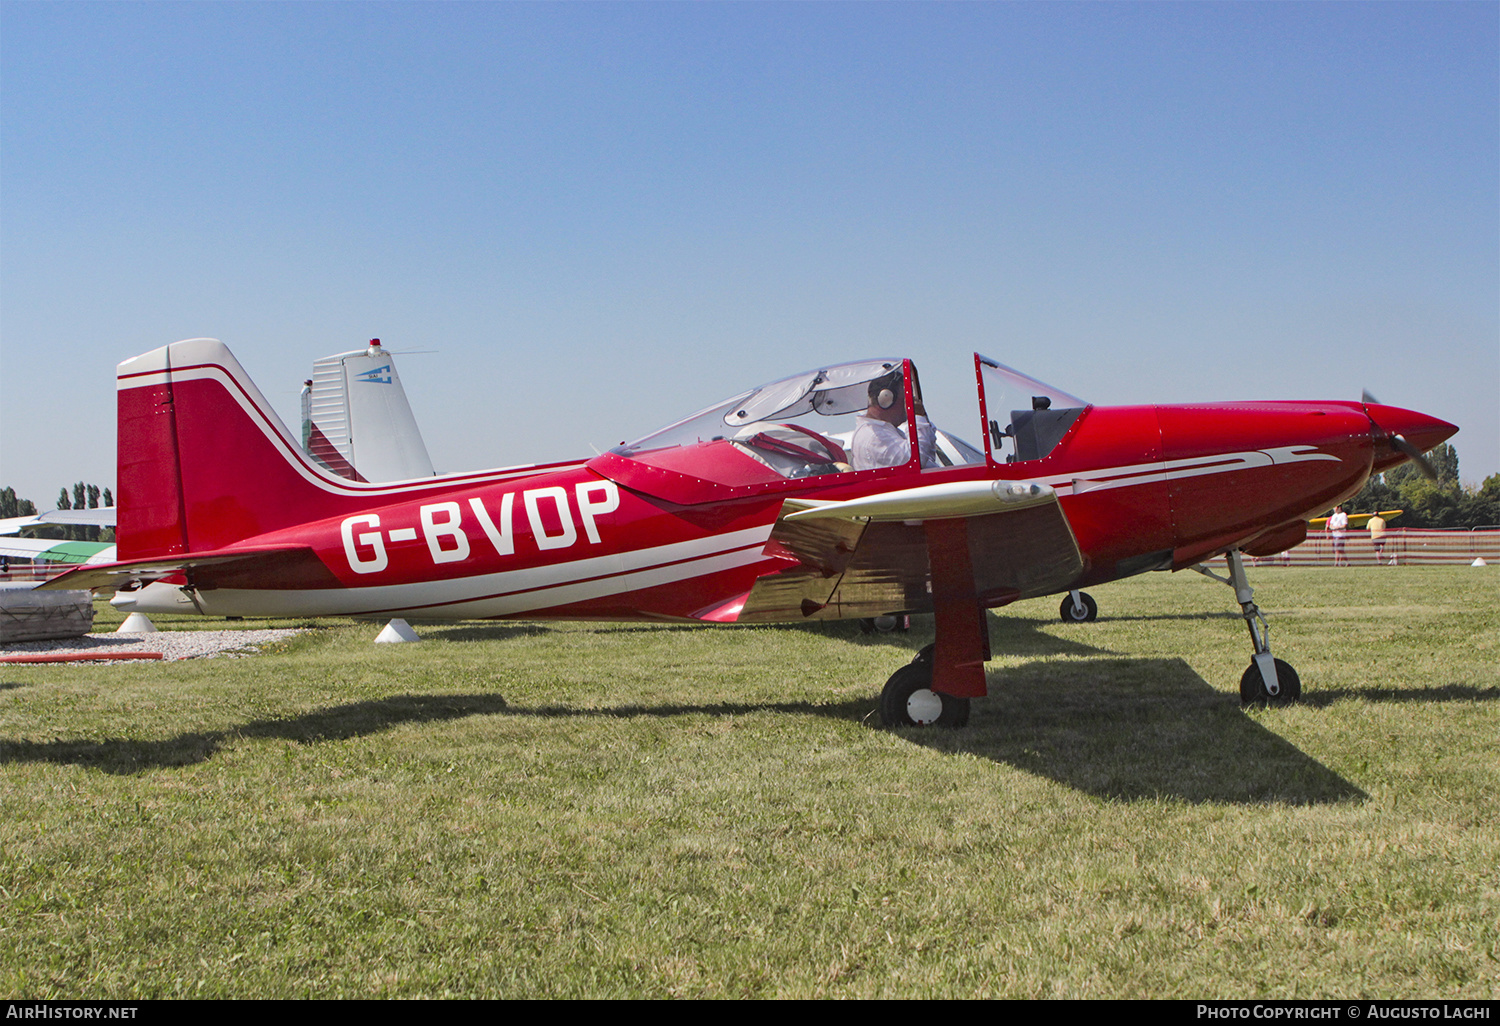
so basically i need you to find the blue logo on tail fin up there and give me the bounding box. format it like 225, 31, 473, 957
355, 364, 392, 385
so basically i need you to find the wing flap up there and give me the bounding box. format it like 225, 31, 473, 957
965, 500, 1086, 603
731, 510, 871, 620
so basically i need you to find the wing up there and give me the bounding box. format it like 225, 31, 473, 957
0, 537, 116, 565
2, 508, 117, 538
734, 479, 1085, 622
35, 507, 119, 529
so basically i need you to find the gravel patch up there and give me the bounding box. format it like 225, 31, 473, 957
0, 628, 306, 662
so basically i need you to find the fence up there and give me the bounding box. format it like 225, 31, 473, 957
1237, 528, 1500, 568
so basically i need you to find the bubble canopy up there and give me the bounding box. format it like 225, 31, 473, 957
611, 354, 1088, 480
614, 359, 905, 456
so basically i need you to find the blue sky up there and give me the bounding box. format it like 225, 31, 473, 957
2, 1, 1496, 505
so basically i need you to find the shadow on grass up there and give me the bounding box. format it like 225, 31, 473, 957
1296, 683, 1500, 707
5, 658, 1405, 802
1078, 611, 1242, 623
784, 614, 1112, 661
419, 623, 559, 643
986, 614, 1117, 658
897, 656, 1367, 805
0, 693, 511, 775
0, 692, 877, 775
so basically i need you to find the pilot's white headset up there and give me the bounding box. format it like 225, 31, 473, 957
871, 368, 902, 410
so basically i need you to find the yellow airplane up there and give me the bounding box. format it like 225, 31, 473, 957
1308, 509, 1403, 530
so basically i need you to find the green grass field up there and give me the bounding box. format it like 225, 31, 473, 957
2, 568, 1496, 998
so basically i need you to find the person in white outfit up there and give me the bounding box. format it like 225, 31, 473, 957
1328, 505, 1349, 567
850, 369, 937, 470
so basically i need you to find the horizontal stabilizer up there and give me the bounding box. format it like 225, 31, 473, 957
36, 545, 336, 593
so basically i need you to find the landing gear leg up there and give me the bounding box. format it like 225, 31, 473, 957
1192, 549, 1301, 706
879, 520, 987, 728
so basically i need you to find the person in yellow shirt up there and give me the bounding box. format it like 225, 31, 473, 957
1368, 513, 1388, 564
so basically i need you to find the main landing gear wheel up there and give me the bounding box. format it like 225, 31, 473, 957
1240, 658, 1301, 707
879, 651, 970, 728
1059, 591, 1098, 623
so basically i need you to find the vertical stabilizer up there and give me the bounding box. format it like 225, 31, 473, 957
116, 338, 416, 560
303, 339, 435, 482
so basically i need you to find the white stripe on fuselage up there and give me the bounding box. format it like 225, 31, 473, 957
1052, 445, 1338, 495
141, 525, 777, 619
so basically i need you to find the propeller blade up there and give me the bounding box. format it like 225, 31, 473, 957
1361, 389, 1381, 406
1391, 434, 1439, 481
1364, 399, 1451, 481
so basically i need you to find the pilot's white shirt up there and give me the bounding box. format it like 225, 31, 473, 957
851, 414, 937, 470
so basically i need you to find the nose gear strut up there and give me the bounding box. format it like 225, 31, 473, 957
1191, 549, 1301, 706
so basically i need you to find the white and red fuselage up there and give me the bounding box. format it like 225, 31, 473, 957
102, 341, 1454, 635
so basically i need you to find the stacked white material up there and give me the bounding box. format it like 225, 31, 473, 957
0, 583, 95, 642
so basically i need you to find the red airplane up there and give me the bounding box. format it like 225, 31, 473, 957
47, 339, 1456, 726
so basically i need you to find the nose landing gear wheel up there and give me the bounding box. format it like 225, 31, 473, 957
880, 659, 970, 728
1240, 658, 1301, 707
1059, 591, 1097, 622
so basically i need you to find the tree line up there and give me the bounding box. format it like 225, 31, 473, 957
0, 483, 115, 541
1344, 444, 1500, 529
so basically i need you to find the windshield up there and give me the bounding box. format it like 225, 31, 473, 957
977, 355, 1090, 464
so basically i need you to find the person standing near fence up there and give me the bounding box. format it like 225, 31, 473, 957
1329, 505, 1349, 566
1368, 513, 1388, 564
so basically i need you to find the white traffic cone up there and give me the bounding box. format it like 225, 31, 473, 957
375, 618, 420, 643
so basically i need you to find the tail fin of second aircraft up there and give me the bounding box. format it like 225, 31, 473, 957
115, 338, 421, 561
300, 339, 436, 484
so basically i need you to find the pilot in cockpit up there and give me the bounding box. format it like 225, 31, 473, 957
850, 369, 938, 470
